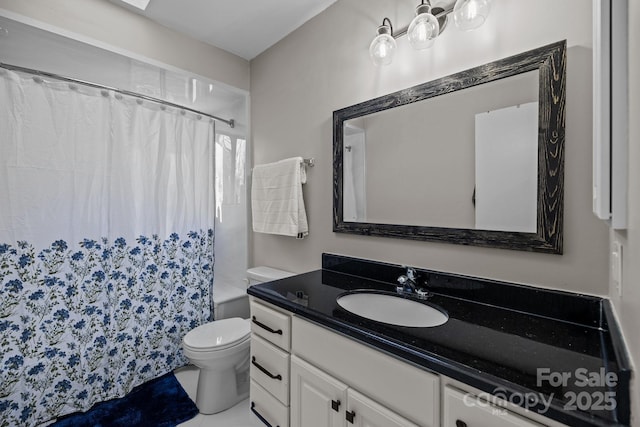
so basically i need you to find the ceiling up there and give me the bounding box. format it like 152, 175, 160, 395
113, 0, 339, 61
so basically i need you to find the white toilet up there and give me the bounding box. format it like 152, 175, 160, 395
182, 266, 294, 414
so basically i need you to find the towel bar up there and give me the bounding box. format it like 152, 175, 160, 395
251, 158, 314, 173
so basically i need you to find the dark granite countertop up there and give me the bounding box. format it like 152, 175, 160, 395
247, 254, 631, 427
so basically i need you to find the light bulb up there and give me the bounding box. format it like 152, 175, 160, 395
407, 3, 440, 50
453, 0, 491, 31
369, 24, 397, 66
408, 12, 440, 50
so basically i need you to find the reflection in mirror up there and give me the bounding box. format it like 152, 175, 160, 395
343, 71, 539, 232
343, 123, 367, 222
333, 41, 566, 254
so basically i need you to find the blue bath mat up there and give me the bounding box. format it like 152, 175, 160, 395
52, 372, 199, 427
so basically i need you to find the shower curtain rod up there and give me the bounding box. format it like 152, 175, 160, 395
0, 62, 235, 128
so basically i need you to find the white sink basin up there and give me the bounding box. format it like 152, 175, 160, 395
336, 292, 448, 328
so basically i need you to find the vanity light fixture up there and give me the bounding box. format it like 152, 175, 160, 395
369, 18, 397, 66
407, 1, 440, 50
369, 0, 492, 66
452, 0, 491, 31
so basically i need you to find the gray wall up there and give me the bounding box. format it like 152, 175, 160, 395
250, 0, 610, 295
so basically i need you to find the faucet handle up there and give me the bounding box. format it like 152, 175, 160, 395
396, 274, 409, 294
415, 288, 430, 299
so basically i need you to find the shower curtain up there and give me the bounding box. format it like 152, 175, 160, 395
0, 69, 215, 426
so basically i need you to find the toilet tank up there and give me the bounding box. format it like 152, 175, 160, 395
247, 266, 295, 286
213, 266, 295, 320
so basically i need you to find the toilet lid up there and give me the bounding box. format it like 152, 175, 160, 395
183, 318, 250, 351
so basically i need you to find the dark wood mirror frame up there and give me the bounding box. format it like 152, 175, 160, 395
333, 40, 566, 254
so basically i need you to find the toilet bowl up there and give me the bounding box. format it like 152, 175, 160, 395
182, 318, 251, 414
182, 266, 294, 414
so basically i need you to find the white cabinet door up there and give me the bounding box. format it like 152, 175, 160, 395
346, 389, 419, 427
292, 317, 439, 427
291, 355, 347, 427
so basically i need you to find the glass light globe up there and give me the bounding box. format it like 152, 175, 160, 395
407, 12, 440, 50
453, 0, 491, 31
369, 30, 397, 66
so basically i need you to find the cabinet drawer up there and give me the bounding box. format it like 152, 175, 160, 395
251, 379, 289, 427
251, 300, 291, 351
251, 334, 290, 404
443, 386, 544, 427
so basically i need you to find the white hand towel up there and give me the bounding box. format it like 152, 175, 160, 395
251, 157, 309, 238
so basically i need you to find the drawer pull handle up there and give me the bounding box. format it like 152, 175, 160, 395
346, 410, 356, 423
331, 399, 341, 412
251, 401, 280, 427
252, 356, 282, 380
455, 420, 467, 427
252, 316, 283, 335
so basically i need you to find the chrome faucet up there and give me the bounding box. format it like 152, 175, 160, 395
396, 267, 429, 299
397, 267, 418, 292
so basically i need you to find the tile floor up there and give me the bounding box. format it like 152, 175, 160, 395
175, 365, 263, 427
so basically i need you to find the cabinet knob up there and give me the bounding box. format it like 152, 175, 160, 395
455, 420, 467, 427
346, 410, 356, 424
331, 400, 341, 412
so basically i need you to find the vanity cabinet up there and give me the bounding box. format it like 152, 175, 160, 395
249, 298, 569, 427
291, 355, 419, 427
249, 298, 292, 427
247, 259, 628, 426
291, 316, 439, 427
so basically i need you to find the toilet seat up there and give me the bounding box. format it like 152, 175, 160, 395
183, 318, 250, 352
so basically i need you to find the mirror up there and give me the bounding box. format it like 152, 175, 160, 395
333, 41, 566, 254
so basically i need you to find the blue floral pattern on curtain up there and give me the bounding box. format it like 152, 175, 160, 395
1, 67, 217, 426
0, 231, 212, 426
